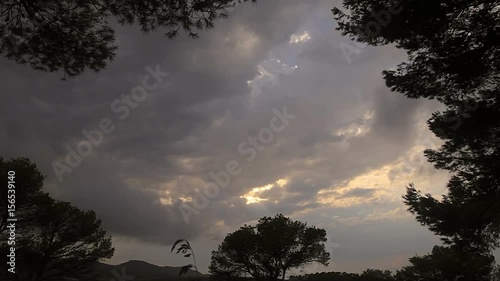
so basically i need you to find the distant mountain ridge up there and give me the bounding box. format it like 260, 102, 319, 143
93, 260, 204, 281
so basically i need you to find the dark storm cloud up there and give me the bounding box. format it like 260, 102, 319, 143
0, 0, 324, 244
0, 0, 448, 272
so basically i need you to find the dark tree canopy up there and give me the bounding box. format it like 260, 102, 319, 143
0, 157, 114, 281
209, 214, 330, 281
0, 0, 255, 78
333, 0, 500, 253
290, 270, 395, 281
359, 269, 394, 281
333, 0, 500, 104
395, 245, 495, 281
0, 157, 46, 233
13, 200, 114, 281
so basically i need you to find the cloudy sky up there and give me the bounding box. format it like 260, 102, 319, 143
0, 0, 464, 274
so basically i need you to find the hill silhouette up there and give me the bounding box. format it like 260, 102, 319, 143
93, 260, 204, 281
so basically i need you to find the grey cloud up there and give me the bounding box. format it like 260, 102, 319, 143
339, 188, 376, 199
